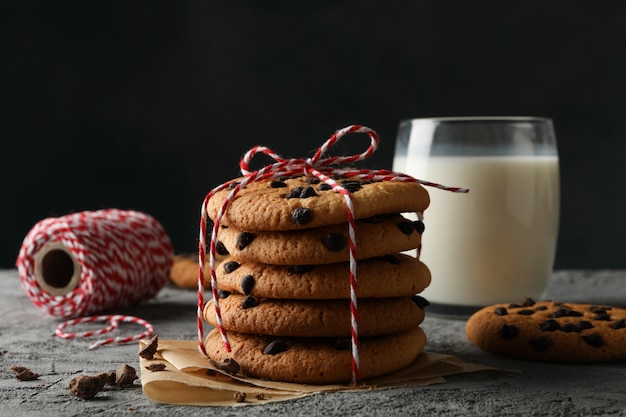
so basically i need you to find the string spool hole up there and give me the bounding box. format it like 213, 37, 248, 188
34, 242, 81, 296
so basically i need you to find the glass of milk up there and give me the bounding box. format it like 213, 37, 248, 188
393, 117, 560, 317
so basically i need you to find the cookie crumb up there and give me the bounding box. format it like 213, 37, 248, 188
138, 335, 159, 359
255, 393, 265, 400
234, 391, 246, 403
10, 366, 40, 381
145, 363, 166, 372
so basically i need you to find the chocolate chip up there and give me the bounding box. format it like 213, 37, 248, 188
501, 324, 519, 339
218, 289, 231, 298
299, 186, 318, 198
291, 207, 313, 225
552, 308, 583, 318
594, 313, 611, 321
228, 182, 240, 190
561, 323, 580, 333
521, 297, 536, 307
413, 220, 426, 234
211, 358, 240, 375
517, 309, 535, 316
285, 187, 304, 199
264, 341, 289, 355
317, 183, 332, 191
577, 320, 594, 330
223, 261, 240, 273
494, 307, 508, 316
541, 319, 560, 332
530, 337, 550, 352
288, 265, 314, 274
535, 305, 548, 311
323, 233, 346, 251
582, 333, 604, 347
306, 177, 321, 184
412, 295, 430, 309
333, 338, 351, 351
270, 180, 288, 188
590, 306, 611, 314
397, 220, 415, 235
240, 275, 255, 295
380, 254, 401, 264
610, 319, 626, 330
341, 180, 362, 193
508, 303, 521, 308
216, 241, 230, 256
237, 232, 255, 250
241, 296, 259, 309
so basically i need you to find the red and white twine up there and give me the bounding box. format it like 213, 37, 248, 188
16, 209, 173, 348
197, 125, 468, 383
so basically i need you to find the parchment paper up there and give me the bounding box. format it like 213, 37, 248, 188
139, 340, 508, 407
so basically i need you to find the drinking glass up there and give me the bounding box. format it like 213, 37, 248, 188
393, 117, 560, 317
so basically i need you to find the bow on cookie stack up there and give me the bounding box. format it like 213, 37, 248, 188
197, 126, 466, 384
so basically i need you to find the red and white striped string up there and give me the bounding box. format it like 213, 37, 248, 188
196, 125, 468, 383
16, 209, 173, 348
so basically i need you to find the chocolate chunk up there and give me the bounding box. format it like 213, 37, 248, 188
380, 254, 401, 264
517, 309, 535, 316
240, 275, 255, 295
501, 324, 519, 339
241, 295, 259, 309
114, 364, 138, 387
582, 333, 604, 347
323, 233, 346, 251
306, 177, 321, 184
138, 335, 159, 359
299, 186, 318, 198
145, 363, 166, 372
333, 338, 351, 351
223, 261, 240, 273
396, 220, 415, 235
413, 220, 426, 234
288, 265, 314, 274
285, 187, 304, 199
270, 180, 287, 188
218, 289, 231, 299
577, 320, 594, 330
541, 319, 560, 332
211, 358, 240, 375
317, 183, 332, 191
610, 319, 626, 330
412, 295, 430, 309
264, 341, 289, 355
494, 307, 508, 316
237, 232, 255, 250
530, 337, 550, 352
68, 374, 107, 399
216, 241, 230, 256
561, 323, 580, 333
10, 366, 39, 381
291, 207, 313, 225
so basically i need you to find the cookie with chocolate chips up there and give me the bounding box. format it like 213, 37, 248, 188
204, 325, 427, 384
466, 298, 626, 362
206, 175, 429, 232
214, 214, 423, 265
204, 294, 426, 337
214, 253, 431, 299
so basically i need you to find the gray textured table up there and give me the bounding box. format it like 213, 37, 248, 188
1, 268, 625, 417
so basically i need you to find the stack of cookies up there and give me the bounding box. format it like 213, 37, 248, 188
203, 175, 431, 384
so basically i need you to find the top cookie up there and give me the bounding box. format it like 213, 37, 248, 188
206, 176, 429, 231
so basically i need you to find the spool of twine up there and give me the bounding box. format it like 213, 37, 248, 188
16, 209, 173, 347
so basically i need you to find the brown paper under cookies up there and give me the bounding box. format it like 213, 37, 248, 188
139, 340, 508, 407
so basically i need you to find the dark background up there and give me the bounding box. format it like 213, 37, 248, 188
2, 0, 625, 269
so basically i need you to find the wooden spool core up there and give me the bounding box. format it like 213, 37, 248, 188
34, 242, 82, 296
